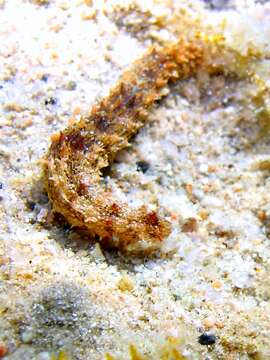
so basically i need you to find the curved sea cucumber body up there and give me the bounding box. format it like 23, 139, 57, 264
45, 39, 208, 255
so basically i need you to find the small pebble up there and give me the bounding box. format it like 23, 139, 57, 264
36, 352, 51, 360
182, 217, 198, 233
118, 274, 134, 292
204, 0, 230, 10
33, 0, 50, 5
136, 160, 150, 173
44, 97, 57, 106
198, 333, 216, 345
0, 345, 7, 358
199, 163, 208, 173
66, 80, 77, 90
21, 328, 34, 344
41, 74, 49, 82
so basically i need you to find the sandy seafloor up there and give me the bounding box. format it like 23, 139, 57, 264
1, 0, 270, 359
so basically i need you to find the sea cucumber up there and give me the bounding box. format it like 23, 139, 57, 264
45, 37, 221, 254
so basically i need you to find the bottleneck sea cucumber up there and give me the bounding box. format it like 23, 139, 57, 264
44, 36, 236, 254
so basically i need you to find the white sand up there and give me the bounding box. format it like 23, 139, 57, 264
1, 1, 270, 359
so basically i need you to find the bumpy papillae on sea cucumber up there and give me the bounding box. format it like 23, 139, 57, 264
45, 36, 241, 255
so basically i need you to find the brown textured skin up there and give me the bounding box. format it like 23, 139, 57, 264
45, 39, 208, 254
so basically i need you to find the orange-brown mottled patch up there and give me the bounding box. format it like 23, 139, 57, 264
145, 211, 159, 227
66, 131, 86, 151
